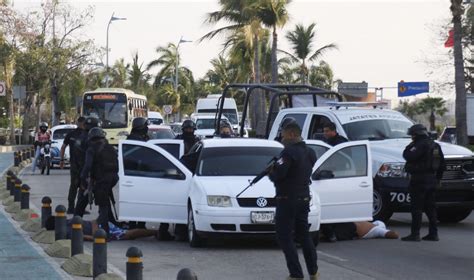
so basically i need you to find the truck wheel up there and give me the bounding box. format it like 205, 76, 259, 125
373, 189, 393, 222
188, 205, 206, 248
437, 208, 472, 223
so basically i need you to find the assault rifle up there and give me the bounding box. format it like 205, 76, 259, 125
236, 157, 278, 198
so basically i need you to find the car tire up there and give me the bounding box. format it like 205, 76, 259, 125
437, 207, 472, 223
188, 205, 206, 248
373, 188, 393, 222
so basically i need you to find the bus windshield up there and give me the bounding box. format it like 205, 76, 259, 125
83, 93, 128, 128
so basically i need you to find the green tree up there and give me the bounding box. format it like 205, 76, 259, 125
417, 97, 448, 131
283, 23, 337, 84
396, 100, 419, 120
128, 52, 150, 92
308, 61, 334, 89
110, 58, 129, 88
450, 0, 468, 145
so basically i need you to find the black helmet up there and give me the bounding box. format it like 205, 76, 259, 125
88, 127, 106, 141
182, 120, 196, 130
132, 117, 149, 130
280, 117, 297, 129
407, 124, 428, 136
39, 122, 48, 130
84, 117, 99, 130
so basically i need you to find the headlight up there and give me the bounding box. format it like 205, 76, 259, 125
207, 196, 232, 207
117, 131, 129, 137
377, 163, 406, 178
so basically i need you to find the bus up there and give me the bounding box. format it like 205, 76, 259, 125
82, 88, 147, 145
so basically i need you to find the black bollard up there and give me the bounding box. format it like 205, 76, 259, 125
13, 179, 22, 202
9, 176, 16, 196
93, 229, 107, 278
14, 152, 19, 167
71, 216, 84, 256
41, 196, 52, 228
20, 184, 30, 210
126, 247, 143, 280
54, 205, 67, 241
22, 150, 26, 162
6, 172, 11, 192
176, 268, 198, 280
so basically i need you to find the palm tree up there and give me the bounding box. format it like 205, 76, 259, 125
308, 61, 334, 89
450, 0, 468, 145
256, 0, 291, 84
283, 23, 337, 84
110, 58, 129, 88
417, 97, 448, 131
396, 100, 419, 120
147, 43, 179, 88
205, 55, 238, 89
128, 52, 149, 92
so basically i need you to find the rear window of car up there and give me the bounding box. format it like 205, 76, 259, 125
53, 129, 75, 140
148, 129, 175, 139
197, 146, 282, 176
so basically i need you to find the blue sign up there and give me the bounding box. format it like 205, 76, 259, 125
398, 82, 429, 97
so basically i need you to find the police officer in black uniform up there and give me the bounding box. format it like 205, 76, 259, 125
127, 117, 150, 142
74, 117, 100, 217
274, 117, 297, 142
269, 122, 319, 280
60, 116, 85, 214
175, 120, 200, 154
402, 124, 445, 242
323, 122, 347, 146
80, 127, 119, 234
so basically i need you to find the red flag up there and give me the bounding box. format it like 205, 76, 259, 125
444, 29, 454, 48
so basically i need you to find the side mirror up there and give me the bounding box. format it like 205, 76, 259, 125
312, 170, 334, 180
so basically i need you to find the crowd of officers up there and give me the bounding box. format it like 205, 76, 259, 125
57, 114, 445, 280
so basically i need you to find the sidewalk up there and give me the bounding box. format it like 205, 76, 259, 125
0, 152, 67, 279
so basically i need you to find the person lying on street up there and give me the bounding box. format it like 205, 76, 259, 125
320, 220, 399, 242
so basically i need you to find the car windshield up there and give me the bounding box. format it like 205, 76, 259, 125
196, 119, 217, 130
343, 119, 413, 141
53, 128, 75, 140
198, 146, 282, 176
83, 93, 127, 129
149, 118, 163, 125
198, 109, 238, 125
148, 129, 175, 139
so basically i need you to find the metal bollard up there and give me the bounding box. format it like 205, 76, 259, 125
71, 216, 84, 256
9, 175, 16, 196
176, 268, 198, 280
126, 247, 143, 280
14, 152, 19, 167
41, 196, 52, 228
22, 150, 26, 161
93, 228, 107, 278
13, 179, 22, 202
55, 205, 67, 240
20, 184, 30, 210
6, 172, 11, 191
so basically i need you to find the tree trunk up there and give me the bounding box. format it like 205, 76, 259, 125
51, 79, 60, 126
22, 81, 36, 144
3, 60, 15, 144
452, 2, 468, 145
301, 60, 307, 85
268, 27, 279, 131
429, 111, 436, 131
253, 34, 267, 137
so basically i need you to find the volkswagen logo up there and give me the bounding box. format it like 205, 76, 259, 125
256, 197, 268, 208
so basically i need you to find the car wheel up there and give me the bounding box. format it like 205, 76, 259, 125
373, 188, 393, 222
437, 207, 472, 223
188, 205, 206, 248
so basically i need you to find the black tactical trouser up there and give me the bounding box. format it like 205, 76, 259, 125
275, 198, 318, 278
409, 185, 438, 236
67, 163, 81, 211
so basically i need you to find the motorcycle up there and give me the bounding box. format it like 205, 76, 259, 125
38, 141, 52, 175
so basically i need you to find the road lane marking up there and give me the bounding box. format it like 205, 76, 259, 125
318, 250, 348, 262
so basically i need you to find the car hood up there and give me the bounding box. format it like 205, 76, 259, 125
194, 176, 276, 198
370, 139, 474, 169
195, 129, 215, 137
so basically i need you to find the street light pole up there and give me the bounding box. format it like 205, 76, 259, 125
105, 12, 126, 88
174, 36, 192, 121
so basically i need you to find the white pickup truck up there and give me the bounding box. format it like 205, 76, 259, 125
267, 104, 474, 223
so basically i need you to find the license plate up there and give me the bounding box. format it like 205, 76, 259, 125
251, 211, 275, 224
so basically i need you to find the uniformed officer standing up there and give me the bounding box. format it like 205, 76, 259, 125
274, 117, 297, 142
60, 116, 85, 214
269, 122, 319, 280
402, 124, 445, 242
323, 122, 347, 146
74, 117, 100, 217
175, 120, 200, 154
127, 117, 150, 142
80, 127, 119, 234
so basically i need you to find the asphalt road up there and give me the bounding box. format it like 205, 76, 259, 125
18, 168, 474, 280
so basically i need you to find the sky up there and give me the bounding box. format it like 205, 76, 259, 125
13, 0, 454, 104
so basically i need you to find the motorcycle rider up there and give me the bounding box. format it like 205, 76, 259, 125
175, 120, 200, 154
32, 122, 51, 174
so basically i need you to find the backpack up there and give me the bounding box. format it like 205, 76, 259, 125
94, 142, 119, 176
428, 141, 442, 172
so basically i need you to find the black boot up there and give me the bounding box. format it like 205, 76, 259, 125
422, 234, 439, 241
401, 234, 421, 242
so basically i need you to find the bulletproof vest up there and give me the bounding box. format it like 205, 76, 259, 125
91, 140, 119, 178
405, 139, 441, 174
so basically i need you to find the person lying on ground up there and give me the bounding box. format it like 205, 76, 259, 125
320, 220, 399, 242
45, 217, 161, 241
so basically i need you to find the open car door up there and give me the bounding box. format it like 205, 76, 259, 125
118, 140, 192, 224
305, 140, 332, 159
311, 141, 373, 223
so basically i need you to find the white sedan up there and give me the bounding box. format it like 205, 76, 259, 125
118, 138, 372, 247
50, 124, 77, 168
